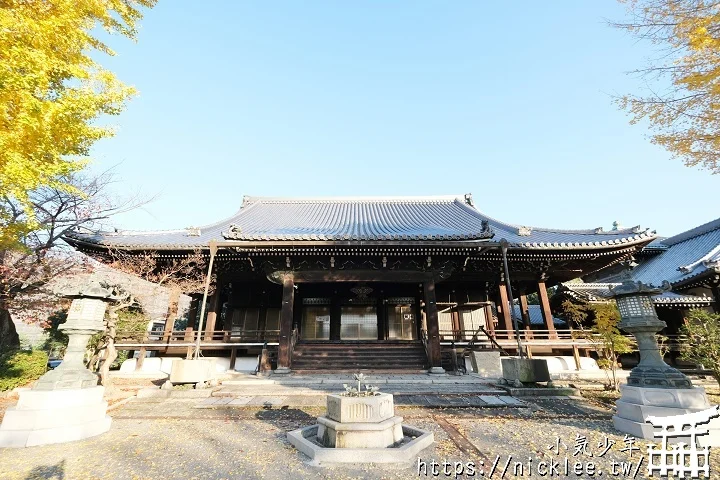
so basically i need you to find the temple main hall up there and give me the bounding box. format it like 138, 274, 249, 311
65, 194, 656, 372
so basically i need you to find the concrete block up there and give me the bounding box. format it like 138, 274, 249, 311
470, 351, 502, 377
169, 359, 216, 384
501, 358, 550, 383
326, 393, 394, 423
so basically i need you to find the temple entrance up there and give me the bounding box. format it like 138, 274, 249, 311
340, 306, 377, 340
387, 304, 417, 340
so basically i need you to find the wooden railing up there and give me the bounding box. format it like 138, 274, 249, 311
440, 329, 603, 350
115, 329, 280, 348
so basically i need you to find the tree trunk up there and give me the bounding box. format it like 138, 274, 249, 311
100, 317, 117, 390
163, 288, 181, 340
0, 307, 20, 353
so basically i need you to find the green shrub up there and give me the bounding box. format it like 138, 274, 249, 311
0, 349, 49, 391
680, 309, 720, 383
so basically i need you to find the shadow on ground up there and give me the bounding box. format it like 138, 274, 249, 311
24, 459, 65, 480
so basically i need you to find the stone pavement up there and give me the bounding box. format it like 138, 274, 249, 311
197, 373, 524, 409
4, 394, 717, 479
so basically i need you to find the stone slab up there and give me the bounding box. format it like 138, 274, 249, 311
0, 414, 111, 448
616, 399, 704, 423
618, 385, 709, 409
288, 424, 434, 465
16, 386, 105, 410
499, 386, 579, 397
478, 395, 506, 406
1, 402, 108, 430
247, 396, 286, 406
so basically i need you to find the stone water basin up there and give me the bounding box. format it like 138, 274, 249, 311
287, 392, 434, 465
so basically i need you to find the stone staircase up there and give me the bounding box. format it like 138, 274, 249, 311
291, 341, 428, 372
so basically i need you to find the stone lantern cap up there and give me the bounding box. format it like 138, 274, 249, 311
59, 280, 121, 301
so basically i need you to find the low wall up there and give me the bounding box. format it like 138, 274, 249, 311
118, 355, 259, 375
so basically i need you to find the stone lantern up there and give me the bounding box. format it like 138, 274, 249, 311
611, 280, 691, 389
34, 282, 115, 391
0, 280, 116, 448
610, 280, 717, 444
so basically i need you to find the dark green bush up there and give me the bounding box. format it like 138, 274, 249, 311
0, 349, 49, 391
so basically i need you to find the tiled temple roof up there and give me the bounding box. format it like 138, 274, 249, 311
618, 217, 720, 287
65, 194, 655, 251
511, 305, 567, 327
560, 282, 713, 308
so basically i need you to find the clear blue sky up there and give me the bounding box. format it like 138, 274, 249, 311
90, 1, 718, 238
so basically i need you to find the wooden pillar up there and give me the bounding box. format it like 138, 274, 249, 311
518, 293, 533, 339
497, 282, 514, 339
277, 275, 295, 371
187, 295, 199, 330
376, 297, 386, 340
424, 277, 443, 372
572, 345, 582, 370
257, 306, 268, 341
134, 347, 147, 371
483, 304, 495, 337
204, 292, 219, 341
229, 347, 237, 371
537, 280, 558, 339
330, 296, 341, 341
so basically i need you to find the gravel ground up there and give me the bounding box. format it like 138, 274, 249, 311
1, 395, 719, 479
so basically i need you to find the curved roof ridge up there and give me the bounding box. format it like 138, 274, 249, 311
242, 194, 465, 204
454, 199, 648, 236
661, 216, 720, 246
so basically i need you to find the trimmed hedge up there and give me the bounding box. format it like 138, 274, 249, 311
0, 349, 48, 391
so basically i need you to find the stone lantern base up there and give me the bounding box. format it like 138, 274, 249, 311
0, 386, 111, 448
613, 385, 720, 447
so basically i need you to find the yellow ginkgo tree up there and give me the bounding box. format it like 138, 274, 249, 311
0, 0, 156, 249
614, 0, 720, 174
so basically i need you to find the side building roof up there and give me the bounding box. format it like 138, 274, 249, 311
64, 194, 655, 251
604, 217, 720, 287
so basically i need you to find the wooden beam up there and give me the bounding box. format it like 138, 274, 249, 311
537, 280, 558, 339
277, 275, 295, 370
274, 270, 434, 284
424, 278, 443, 370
